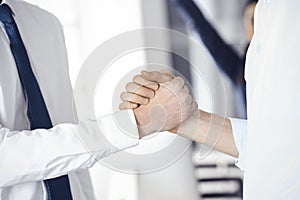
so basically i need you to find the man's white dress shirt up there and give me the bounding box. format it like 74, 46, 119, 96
0, 0, 139, 199
230, 0, 300, 199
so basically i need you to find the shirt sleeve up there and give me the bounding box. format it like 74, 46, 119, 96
229, 118, 247, 170
0, 109, 139, 188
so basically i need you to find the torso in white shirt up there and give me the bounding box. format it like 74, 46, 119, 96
243, 0, 300, 199
0, 0, 139, 198
0, 0, 97, 199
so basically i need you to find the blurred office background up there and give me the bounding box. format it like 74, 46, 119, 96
25, 0, 247, 199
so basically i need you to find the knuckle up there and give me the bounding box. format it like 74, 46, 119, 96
133, 75, 141, 82
159, 74, 172, 82
177, 76, 184, 82
179, 86, 188, 94
138, 96, 148, 105
130, 94, 139, 102
171, 77, 185, 89
144, 88, 154, 98
174, 76, 184, 83
180, 93, 189, 101
160, 69, 171, 74
143, 98, 149, 105
187, 96, 193, 104
125, 82, 133, 91
193, 102, 198, 110
146, 82, 159, 90
152, 71, 159, 76
183, 86, 189, 93
178, 78, 185, 87
120, 92, 128, 100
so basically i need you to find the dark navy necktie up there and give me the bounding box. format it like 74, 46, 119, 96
0, 4, 73, 200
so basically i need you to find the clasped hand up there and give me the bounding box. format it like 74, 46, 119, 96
120, 70, 197, 138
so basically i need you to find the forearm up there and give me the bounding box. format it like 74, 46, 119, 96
0, 110, 139, 187
175, 110, 239, 157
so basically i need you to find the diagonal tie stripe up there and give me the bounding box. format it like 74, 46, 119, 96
0, 4, 73, 200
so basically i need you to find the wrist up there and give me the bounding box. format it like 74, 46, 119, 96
176, 110, 207, 143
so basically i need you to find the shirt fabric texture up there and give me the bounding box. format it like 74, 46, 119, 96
0, 0, 139, 199
230, 0, 300, 199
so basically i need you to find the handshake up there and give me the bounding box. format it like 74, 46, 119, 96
118, 70, 239, 158
119, 70, 198, 139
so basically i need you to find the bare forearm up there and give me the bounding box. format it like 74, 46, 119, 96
120, 70, 240, 157
175, 110, 239, 157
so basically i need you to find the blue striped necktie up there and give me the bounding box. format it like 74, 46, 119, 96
0, 4, 73, 200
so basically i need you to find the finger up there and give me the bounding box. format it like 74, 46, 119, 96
119, 102, 139, 110
174, 77, 185, 89
141, 70, 173, 83
160, 69, 174, 78
121, 92, 149, 105
133, 75, 159, 90
185, 94, 193, 105
126, 82, 155, 98
182, 86, 189, 94
191, 101, 198, 112
164, 76, 185, 90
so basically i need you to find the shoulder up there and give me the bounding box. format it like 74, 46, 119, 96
8, 0, 63, 29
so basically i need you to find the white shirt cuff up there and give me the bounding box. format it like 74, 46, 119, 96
77, 109, 139, 156
229, 118, 247, 170
97, 109, 139, 151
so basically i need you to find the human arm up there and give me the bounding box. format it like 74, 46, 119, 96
0, 110, 139, 188
0, 71, 197, 187
121, 71, 247, 162
176, 109, 239, 157
120, 73, 198, 138
172, 0, 244, 83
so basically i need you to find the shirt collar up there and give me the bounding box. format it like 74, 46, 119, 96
1, 0, 13, 9
1, 0, 9, 5
0, 0, 15, 17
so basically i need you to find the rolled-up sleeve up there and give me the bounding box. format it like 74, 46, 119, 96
229, 118, 247, 170
0, 110, 139, 187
